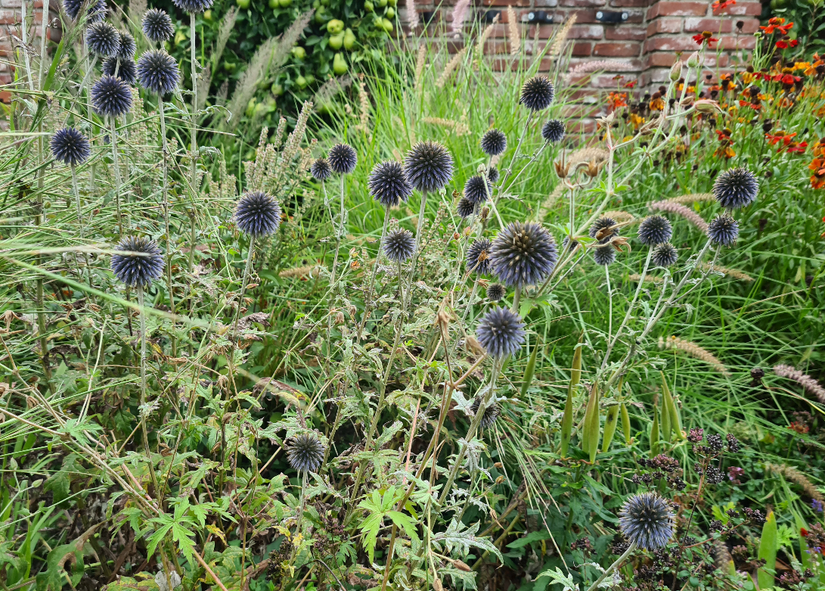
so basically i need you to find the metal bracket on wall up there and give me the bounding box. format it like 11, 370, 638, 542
595, 10, 629, 23
480, 9, 501, 23
420, 10, 437, 25
525, 10, 553, 24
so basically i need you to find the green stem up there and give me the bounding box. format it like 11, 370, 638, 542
158, 99, 176, 357
330, 174, 346, 291
109, 117, 124, 237
584, 542, 636, 591
137, 286, 161, 498
357, 207, 391, 339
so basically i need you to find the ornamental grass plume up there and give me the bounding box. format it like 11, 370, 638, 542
707, 214, 739, 247
541, 119, 565, 143
619, 492, 674, 551
651, 243, 678, 267
638, 215, 672, 246
481, 129, 507, 156
765, 463, 825, 502
697, 263, 753, 282
142, 8, 175, 43
286, 433, 326, 473
519, 76, 555, 111
368, 161, 413, 208
713, 167, 758, 209
659, 336, 729, 376
464, 175, 490, 205
490, 222, 558, 288
648, 200, 709, 233
476, 307, 526, 358
383, 229, 416, 263
137, 50, 180, 95
466, 238, 493, 275
773, 365, 825, 403
86, 21, 120, 57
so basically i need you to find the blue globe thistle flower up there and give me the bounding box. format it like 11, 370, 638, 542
520, 76, 554, 111
137, 50, 180, 95
589, 216, 619, 244
103, 57, 137, 85
593, 245, 616, 266
311, 158, 332, 181
172, 0, 214, 13
471, 396, 500, 428
541, 119, 565, 143
368, 161, 413, 208
476, 307, 526, 358
464, 175, 490, 205
651, 242, 678, 267
707, 214, 739, 247
91, 75, 133, 117
619, 492, 674, 551
328, 143, 357, 174
50, 128, 91, 166
86, 21, 121, 57
456, 197, 475, 219
142, 8, 174, 43
713, 167, 758, 209
480, 129, 507, 156
117, 32, 136, 59
235, 191, 282, 237
487, 166, 500, 184
383, 228, 416, 263
404, 141, 454, 192
490, 222, 558, 288
64, 0, 106, 22
286, 433, 325, 473
111, 236, 164, 287
486, 283, 505, 302
638, 215, 672, 246
466, 238, 492, 275
561, 236, 579, 253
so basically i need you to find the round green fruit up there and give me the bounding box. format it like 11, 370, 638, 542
271, 83, 284, 96
279, 0, 293, 7
382, 18, 393, 31
327, 19, 344, 34
385, 7, 395, 18
291, 46, 306, 60
343, 28, 356, 50
236, 0, 251, 8
364, 0, 374, 10
305, 73, 316, 85
295, 75, 307, 89
245, 98, 257, 118
203, 9, 212, 20
329, 32, 344, 50
333, 52, 348, 75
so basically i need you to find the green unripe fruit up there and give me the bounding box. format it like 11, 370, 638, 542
295, 75, 307, 89
203, 9, 212, 20
245, 98, 257, 118
314, 7, 326, 23
343, 28, 356, 50
329, 32, 344, 50
271, 83, 284, 96
236, 0, 251, 7
385, 7, 395, 18
223, 61, 236, 71
305, 73, 316, 85
279, 0, 293, 7
364, 0, 374, 10
333, 52, 348, 75
269, 0, 278, 7
291, 46, 306, 60
327, 19, 344, 34
382, 18, 393, 31
388, 0, 396, 6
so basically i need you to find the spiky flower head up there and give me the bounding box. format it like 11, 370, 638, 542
707, 214, 739, 247
137, 50, 180, 95
619, 492, 674, 551
285, 433, 325, 473
103, 57, 137, 85
383, 228, 416, 263
476, 307, 526, 358
480, 129, 507, 156
713, 167, 758, 209
142, 8, 175, 43
235, 191, 282, 237
404, 141, 454, 192
457, 197, 475, 219
51, 128, 91, 166
172, 0, 214, 13
111, 236, 164, 287
91, 75, 132, 117
466, 238, 492, 275
64, 0, 107, 21
368, 161, 413, 208
541, 119, 565, 143
464, 175, 490, 205
311, 158, 332, 181
487, 283, 505, 302
328, 143, 357, 174
487, 166, 500, 184
86, 21, 121, 57
593, 245, 616, 266
117, 32, 136, 59
638, 215, 672, 246
520, 76, 555, 111
561, 236, 579, 253
490, 222, 558, 287
651, 242, 678, 267
471, 396, 500, 428
589, 216, 619, 244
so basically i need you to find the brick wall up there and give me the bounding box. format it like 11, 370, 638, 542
0, 0, 60, 102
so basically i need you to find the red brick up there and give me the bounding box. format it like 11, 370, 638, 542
571, 41, 593, 56
642, 52, 677, 68
479, 0, 530, 7
559, 0, 606, 6
568, 119, 597, 134
604, 25, 645, 40
569, 24, 604, 39
563, 104, 600, 118
732, 19, 760, 34
647, 1, 708, 19
610, 0, 648, 6
718, 35, 756, 50
571, 7, 644, 23
644, 36, 702, 52
593, 41, 640, 57
722, 1, 762, 16
682, 18, 732, 33
646, 17, 681, 35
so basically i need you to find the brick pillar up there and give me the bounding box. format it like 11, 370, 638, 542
0, 0, 60, 101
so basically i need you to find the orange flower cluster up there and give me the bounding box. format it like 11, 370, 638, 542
766, 130, 808, 154
810, 139, 825, 190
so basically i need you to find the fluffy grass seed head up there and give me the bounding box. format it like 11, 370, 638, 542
328, 143, 357, 174
490, 222, 558, 287
541, 119, 565, 143
111, 236, 164, 287
117, 32, 136, 59
311, 158, 332, 181
589, 216, 619, 244
638, 215, 673, 246
142, 8, 175, 43
235, 192, 282, 237
368, 161, 413, 208
651, 242, 678, 267
487, 283, 505, 302
713, 167, 758, 209
103, 57, 137, 85
619, 492, 674, 550
464, 175, 490, 204
91, 75, 133, 118
86, 21, 121, 57
404, 141, 454, 192
593, 245, 616, 266
520, 76, 555, 111
457, 197, 475, 219
471, 396, 500, 428
487, 166, 500, 184
137, 50, 180, 95
51, 128, 91, 166
707, 214, 739, 246
172, 0, 214, 13
64, 0, 107, 21
466, 238, 492, 275
476, 307, 526, 358
286, 433, 325, 473
383, 228, 416, 263
481, 129, 507, 156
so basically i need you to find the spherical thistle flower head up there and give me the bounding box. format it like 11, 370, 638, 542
117, 32, 136, 59
487, 166, 500, 184
487, 283, 505, 302
619, 492, 675, 551
464, 175, 490, 205
593, 245, 616, 266
368, 161, 413, 208
86, 21, 121, 57
490, 222, 558, 288
520, 75, 555, 111
137, 50, 180, 95
383, 228, 416, 263
651, 242, 678, 267
481, 129, 507, 156
470, 396, 500, 428
328, 143, 357, 174
638, 215, 673, 246
142, 8, 175, 43
456, 197, 475, 219
713, 167, 758, 209
64, 0, 106, 22
103, 57, 137, 86
235, 191, 282, 237
707, 214, 739, 247
466, 238, 493, 275
51, 128, 91, 167
172, 0, 214, 13
285, 433, 325, 473
311, 158, 332, 182
541, 119, 565, 143
476, 306, 526, 358
589, 216, 619, 244
91, 75, 133, 118
111, 236, 164, 287
561, 236, 579, 254
404, 141, 454, 192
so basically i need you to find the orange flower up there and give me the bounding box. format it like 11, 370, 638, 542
810, 157, 825, 189
649, 96, 665, 111
760, 17, 793, 35
712, 0, 736, 12
607, 91, 627, 110
629, 113, 645, 129
693, 31, 718, 48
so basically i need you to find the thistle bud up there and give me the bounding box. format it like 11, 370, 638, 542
686, 51, 700, 68
669, 60, 682, 81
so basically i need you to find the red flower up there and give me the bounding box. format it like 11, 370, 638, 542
787, 142, 808, 154
776, 39, 799, 50
801, 527, 809, 537
712, 0, 736, 12
761, 17, 794, 36
624, 80, 637, 89
693, 31, 718, 48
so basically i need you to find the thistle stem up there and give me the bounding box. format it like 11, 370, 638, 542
70, 164, 92, 283
158, 98, 176, 357
357, 207, 391, 339
330, 174, 346, 291
233, 236, 256, 339
411, 190, 428, 273
109, 117, 124, 237
137, 286, 161, 498
584, 541, 636, 591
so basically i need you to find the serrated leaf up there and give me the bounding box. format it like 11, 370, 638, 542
431, 520, 502, 562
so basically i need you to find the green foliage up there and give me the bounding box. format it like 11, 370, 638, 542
758, 510, 778, 589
